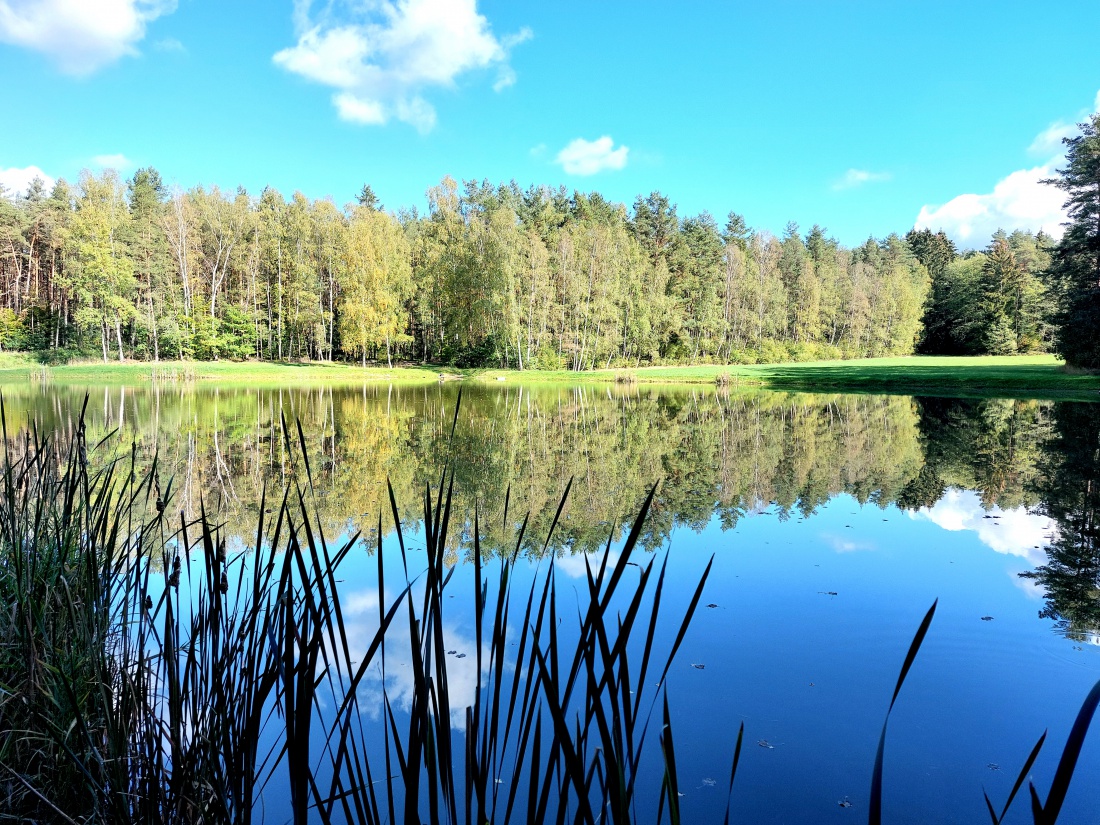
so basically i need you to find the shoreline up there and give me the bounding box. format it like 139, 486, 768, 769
0, 353, 1097, 400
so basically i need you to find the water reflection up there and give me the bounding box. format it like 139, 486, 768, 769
1, 382, 1097, 636
1019, 402, 1100, 641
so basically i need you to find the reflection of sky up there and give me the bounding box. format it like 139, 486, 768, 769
205, 485, 1100, 824
335, 580, 487, 728
553, 548, 620, 579
907, 488, 1056, 565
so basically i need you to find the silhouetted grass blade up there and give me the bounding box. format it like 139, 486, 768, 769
659, 691, 682, 825
1033, 678, 1100, 825
869, 598, 937, 825
541, 476, 573, 556
722, 721, 745, 825
295, 416, 315, 495
985, 730, 1045, 825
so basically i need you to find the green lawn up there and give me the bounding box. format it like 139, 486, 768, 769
470, 355, 1100, 399
0, 352, 1097, 399
0, 353, 444, 386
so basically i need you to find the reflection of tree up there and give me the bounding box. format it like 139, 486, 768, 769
3, 384, 1085, 572
0, 383, 929, 555
1020, 402, 1100, 641
903, 397, 1052, 510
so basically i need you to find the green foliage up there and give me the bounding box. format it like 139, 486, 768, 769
0, 308, 23, 349
0, 167, 1076, 369
1046, 114, 1100, 368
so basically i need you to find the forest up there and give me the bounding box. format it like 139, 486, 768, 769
0, 114, 1096, 369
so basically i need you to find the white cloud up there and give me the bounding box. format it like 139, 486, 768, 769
92, 152, 134, 171
1028, 122, 1077, 158
0, 0, 176, 74
833, 168, 891, 190
0, 164, 54, 196
273, 0, 529, 132
334, 92, 387, 125
152, 35, 183, 53
914, 89, 1100, 247
492, 65, 516, 92
555, 136, 629, 176
908, 489, 1055, 564
914, 165, 1068, 246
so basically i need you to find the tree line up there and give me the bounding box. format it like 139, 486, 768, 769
0, 115, 1097, 368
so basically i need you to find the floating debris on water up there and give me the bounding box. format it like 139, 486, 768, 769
838, 797, 853, 808
702, 777, 717, 787
757, 740, 774, 749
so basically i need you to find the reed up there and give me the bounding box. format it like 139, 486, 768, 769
148, 364, 198, 383
0, 395, 1096, 824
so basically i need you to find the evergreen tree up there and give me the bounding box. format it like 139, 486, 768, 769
980, 238, 1023, 354
1045, 113, 1100, 368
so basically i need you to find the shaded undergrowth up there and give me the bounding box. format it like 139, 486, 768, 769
0, 396, 1096, 824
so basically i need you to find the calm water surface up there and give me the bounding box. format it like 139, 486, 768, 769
4, 382, 1098, 824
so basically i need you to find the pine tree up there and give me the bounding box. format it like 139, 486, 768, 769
1045, 113, 1100, 368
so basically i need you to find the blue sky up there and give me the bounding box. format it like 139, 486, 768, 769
1, 0, 1098, 248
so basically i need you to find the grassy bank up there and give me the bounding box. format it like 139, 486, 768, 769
1, 352, 1098, 399
474, 354, 1100, 399
0, 352, 444, 385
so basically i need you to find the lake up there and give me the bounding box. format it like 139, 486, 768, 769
3, 381, 1098, 824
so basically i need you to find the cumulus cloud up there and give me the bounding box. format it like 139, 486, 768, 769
914, 165, 1068, 247
914, 89, 1100, 246
833, 168, 891, 190
555, 136, 629, 176
908, 488, 1055, 564
92, 152, 134, 171
273, 0, 530, 132
0, 0, 176, 74
0, 164, 54, 196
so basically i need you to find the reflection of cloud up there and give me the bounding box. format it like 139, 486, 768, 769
908, 489, 1055, 564
821, 533, 876, 553
1013, 574, 1045, 601
335, 582, 487, 728
553, 548, 620, 579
